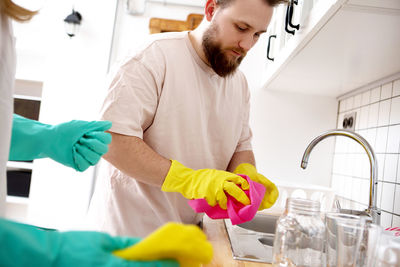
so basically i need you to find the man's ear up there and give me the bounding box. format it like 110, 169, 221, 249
205, 0, 217, 21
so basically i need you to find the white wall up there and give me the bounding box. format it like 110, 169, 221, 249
11, 0, 118, 230
250, 89, 338, 187
110, 1, 203, 68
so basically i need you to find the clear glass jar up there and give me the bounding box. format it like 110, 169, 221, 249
272, 198, 326, 267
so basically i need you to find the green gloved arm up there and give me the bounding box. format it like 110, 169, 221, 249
161, 160, 251, 210
9, 114, 112, 172
0, 218, 179, 267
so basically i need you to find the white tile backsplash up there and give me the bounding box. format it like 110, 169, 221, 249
359, 106, 369, 129
377, 154, 385, 181
381, 82, 393, 100
345, 97, 354, 111
362, 90, 371, 106
337, 113, 345, 129
345, 177, 353, 199
335, 137, 347, 153
366, 128, 377, 149
354, 109, 361, 130
393, 215, 400, 226
378, 99, 391, 126
333, 77, 400, 228
361, 178, 370, 205
394, 185, 400, 215
339, 100, 345, 113
393, 79, 400, 97
381, 211, 393, 228
390, 96, 400, 125
367, 103, 379, 128
398, 156, 400, 184
354, 94, 362, 108
386, 125, 400, 153
361, 153, 370, 179
383, 154, 398, 183
343, 154, 351, 176
375, 127, 389, 153
381, 182, 395, 213
377, 181, 383, 209
371, 87, 381, 103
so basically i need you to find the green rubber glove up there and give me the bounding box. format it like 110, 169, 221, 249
162, 160, 250, 210
9, 114, 112, 172
0, 218, 179, 267
233, 163, 279, 210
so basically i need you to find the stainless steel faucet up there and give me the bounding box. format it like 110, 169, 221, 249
301, 129, 381, 225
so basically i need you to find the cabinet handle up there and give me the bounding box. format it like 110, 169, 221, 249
288, 0, 300, 31
285, 0, 300, 35
285, 4, 295, 35
266, 35, 276, 61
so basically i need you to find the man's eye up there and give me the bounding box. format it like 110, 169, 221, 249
236, 25, 246, 32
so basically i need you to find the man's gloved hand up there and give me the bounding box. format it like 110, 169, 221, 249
0, 218, 178, 267
162, 160, 250, 210
233, 163, 279, 210
114, 222, 213, 267
9, 114, 112, 172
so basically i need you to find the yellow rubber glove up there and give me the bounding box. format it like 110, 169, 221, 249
162, 160, 250, 210
113, 223, 213, 267
233, 163, 279, 210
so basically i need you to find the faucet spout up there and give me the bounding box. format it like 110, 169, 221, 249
301, 129, 380, 224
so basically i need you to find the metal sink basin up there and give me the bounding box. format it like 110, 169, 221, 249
224, 213, 280, 263
237, 213, 278, 234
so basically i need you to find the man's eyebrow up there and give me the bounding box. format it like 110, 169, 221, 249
236, 20, 267, 33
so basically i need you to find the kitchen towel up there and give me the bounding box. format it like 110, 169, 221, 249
188, 174, 266, 225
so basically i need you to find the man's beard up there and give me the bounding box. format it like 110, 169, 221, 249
202, 23, 245, 77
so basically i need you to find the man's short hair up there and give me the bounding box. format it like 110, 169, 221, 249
216, 0, 288, 8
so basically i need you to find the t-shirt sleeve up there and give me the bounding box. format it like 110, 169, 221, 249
100, 47, 164, 138
235, 74, 253, 152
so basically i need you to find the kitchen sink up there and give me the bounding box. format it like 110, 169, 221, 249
237, 213, 278, 234
224, 213, 280, 263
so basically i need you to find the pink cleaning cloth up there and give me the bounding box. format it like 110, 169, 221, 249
188, 174, 266, 225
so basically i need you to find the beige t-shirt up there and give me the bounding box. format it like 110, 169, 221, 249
87, 31, 253, 237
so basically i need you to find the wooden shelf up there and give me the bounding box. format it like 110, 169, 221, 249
149, 13, 203, 34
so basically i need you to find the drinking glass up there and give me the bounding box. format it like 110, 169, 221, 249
372, 232, 400, 267
336, 219, 365, 267
325, 213, 363, 267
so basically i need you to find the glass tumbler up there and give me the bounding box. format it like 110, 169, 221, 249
372, 231, 400, 267
325, 213, 363, 267
336, 219, 366, 267
272, 198, 326, 267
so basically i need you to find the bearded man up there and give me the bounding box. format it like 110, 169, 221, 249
88, 0, 285, 237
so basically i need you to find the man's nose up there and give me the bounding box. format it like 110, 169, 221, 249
238, 34, 254, 52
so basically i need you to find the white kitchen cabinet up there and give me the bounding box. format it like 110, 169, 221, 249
261, 0, 400, 97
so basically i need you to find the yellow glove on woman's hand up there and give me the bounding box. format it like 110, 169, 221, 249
113, 223, 213, 267
233, 163, 279, 210
162, 160, 250, 210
